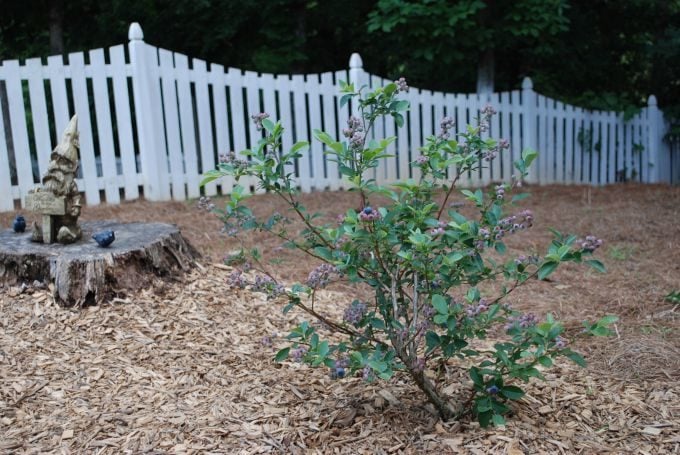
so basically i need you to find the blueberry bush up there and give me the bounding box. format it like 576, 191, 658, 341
201, 80, 615, 426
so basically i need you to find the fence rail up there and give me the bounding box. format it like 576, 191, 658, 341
0, 23, 673, 212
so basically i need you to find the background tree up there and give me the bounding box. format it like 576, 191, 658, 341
0, 0, 677, 121
365, 0, 570, 93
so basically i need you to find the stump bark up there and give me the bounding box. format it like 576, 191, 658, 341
0, 221, 199, 306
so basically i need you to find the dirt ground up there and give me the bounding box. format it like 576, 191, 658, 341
1, 183, 679, 454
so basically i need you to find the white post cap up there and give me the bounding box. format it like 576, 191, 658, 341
521, 77, 533, 90
349, 53, 363, 69
128, 23, 144, 41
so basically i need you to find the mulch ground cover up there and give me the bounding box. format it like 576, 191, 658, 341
1, 183, 678, 453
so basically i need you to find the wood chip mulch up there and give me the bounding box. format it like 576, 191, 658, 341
1, 266, 678, 454
1, 183, 679, 453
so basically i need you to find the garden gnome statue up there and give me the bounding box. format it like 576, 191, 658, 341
26, 115, 83, 244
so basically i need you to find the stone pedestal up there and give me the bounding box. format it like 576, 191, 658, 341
0, 221, 199, 307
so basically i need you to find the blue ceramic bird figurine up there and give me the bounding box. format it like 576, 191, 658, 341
92, 230, 115, 247
13, 215, 26, 233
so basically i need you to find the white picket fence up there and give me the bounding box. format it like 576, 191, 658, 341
0, 23, 672, 212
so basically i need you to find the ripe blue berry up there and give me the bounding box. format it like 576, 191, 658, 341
363, 206, 372, 215
486, 385, 500, 395
336, 367, 345, 378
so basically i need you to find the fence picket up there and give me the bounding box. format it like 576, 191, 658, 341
0, 72, 13, 210
509, 91, 521, 184
275, 74, 297, 187
210, 63, 233, 194
564, 106, 574, 183
159, 49, 187, 201
68, 52, 101, 205
193, 59, 217, 197
90, 49, 121, 204
25, 58, 52, 178
109, 44, 139, 200
490, 92, 501, 182
46, 56, 70, 138
291, 74, 311, 192
606, 112, 615, 184
3, 60, 36, 205
320, 72, 340, 189
306, 74, 326, 189
175, 53, 201, 198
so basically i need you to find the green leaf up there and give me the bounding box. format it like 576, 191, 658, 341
586, 259, 606, 273
522, 148, 538, 167
477, 410, 493, 427
261, 118, 275, 133
538, 261, 558, 280
432, 294, 448, 314
500, 385, 525, 400
511, 193, 530, 203
290, 141, 309, 154
391, 100, 410, 112
538, 356, 553, 367
469, 367, 483, 386
340, 93, 352, 107
564, 350, 587, 367
492, 414, 506, 427
598, 315, 618, 325
274, 347, 290, 362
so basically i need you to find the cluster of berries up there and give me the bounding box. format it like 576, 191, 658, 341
306, 263, 341, 289
291, 346, 308, 362
343, 116, 365, 151
197, 196, 215, 212
429, 221, 447, 237
438, 116, 456, 140
358, 206, 380, 222
505, 312, 539, 330
343, 301, 367, 325
394, 77, 409, 93
466, 299, 490, 317
253, 274, 285, 298
251, 112, 270, 131
580, 235, 603, 252
494, 210, 534, 240
219, 151, 249, 170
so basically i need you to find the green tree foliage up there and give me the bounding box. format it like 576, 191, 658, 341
0, 0, 678, 117
366, 0, 569, 92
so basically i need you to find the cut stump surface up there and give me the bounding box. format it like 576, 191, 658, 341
0, 221, 199, 306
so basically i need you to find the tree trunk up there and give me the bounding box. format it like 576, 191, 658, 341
409, 367, 458, 420
0, 221, 199, 307
476, 47, 495, 94
49, 0, 65, 55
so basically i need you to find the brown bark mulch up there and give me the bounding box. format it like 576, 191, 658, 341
1, 183, 679, 453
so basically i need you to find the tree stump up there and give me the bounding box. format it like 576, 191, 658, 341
0, 221, 199, 307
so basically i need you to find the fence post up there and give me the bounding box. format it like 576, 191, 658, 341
646, 95, 669, 183
349, 53, 365, 118
521, 77, 538, 184
128, 22, 170, 200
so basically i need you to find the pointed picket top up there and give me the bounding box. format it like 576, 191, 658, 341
349, 53, 363, 69
128, 23, 144, 41
647, 95, 657, 107
522, 77, 533, 90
